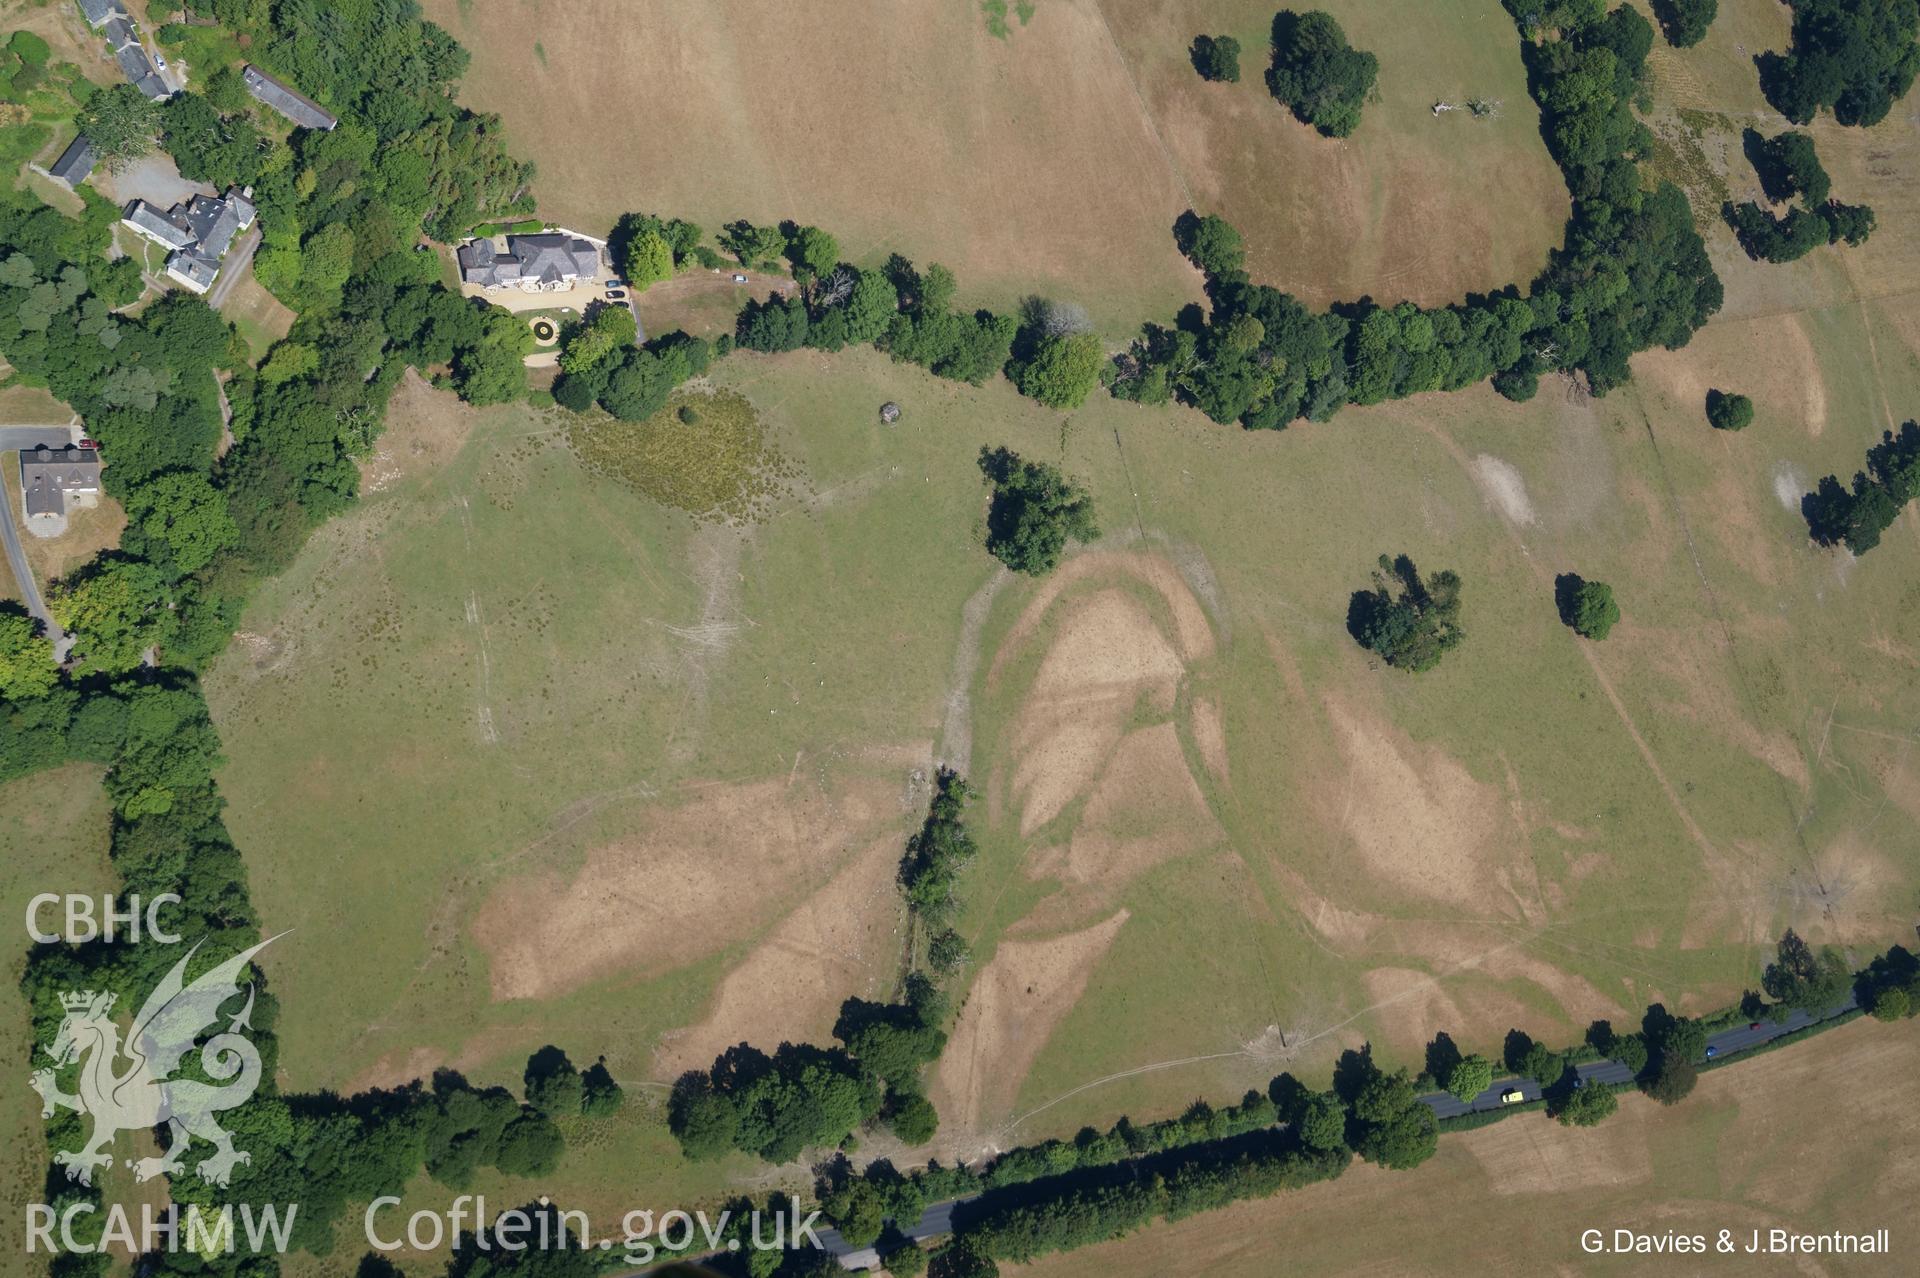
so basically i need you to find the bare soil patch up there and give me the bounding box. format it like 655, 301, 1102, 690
1467, 454, 1536, 527
1023, 721, 1223, 925
931, 909, 1130, 1144
1009, 588, 1187, 835
1317, 697, 1519, 910
653, 830, 907, 1078
1189, 692, 1228, 785
471, 774, 899, 1001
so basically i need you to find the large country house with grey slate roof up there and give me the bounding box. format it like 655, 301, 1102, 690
458, 232, 603, 293
18, 444, 101, 520
121, 187, 256, 293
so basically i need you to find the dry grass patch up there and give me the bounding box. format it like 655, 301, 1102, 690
472, 772, 901, 1001
423, 0, 1199, 333
652, 826, 911, 1078
1104, 0, 1568, 309
931, 908, 1130, 1145
217, 272, 298, 357
1018, 1017, 1920, 1277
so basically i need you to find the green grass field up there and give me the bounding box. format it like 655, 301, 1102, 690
195, 0, 1920, 1221
0, 766, 115, 1278
208, 302, 1920, 1183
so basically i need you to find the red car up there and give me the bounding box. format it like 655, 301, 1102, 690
1748, 1022, 1762, 1031
77, 439, 100, 451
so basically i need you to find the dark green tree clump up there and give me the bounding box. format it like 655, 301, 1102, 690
1552, 1081, 1620, 1127
1172, 210, 1248, 280
1749, 130, 1831, 205
977, 446, 1099, 575
1636, 1003, 1707, 1104
1331, 1046, 1437, 1170
1266, 10, 1378, 138
1758, 0, 1920, 127
953, 1131, 1351, 1265
553, 331, 713, 420
899, 770, 979, 927
1804, 420, 1920, 555
1191, 33, 1243, 82
1347, 554, 1464, 673
1726, 199, 1874, 262
1554, 572, 1620, 640
1649, 0, 1716, 48
73, 83, 160, 171
1761, 929, 1852, 1014
669, 1041, 884, 1164
1706, 388, 1753, 431
1114, 3, 1720, 424
1008, 299, 1103, 410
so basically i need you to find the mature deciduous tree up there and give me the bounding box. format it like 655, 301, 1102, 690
977, 446, 1098, 575
1266, 10, 1378, 138
1346, 555, 1464, 672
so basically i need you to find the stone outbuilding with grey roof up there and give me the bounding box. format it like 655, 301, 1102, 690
122, 199, 195, 250
241, 65, 338, 131
48, 135, 94, 188
76, 0, 129, 28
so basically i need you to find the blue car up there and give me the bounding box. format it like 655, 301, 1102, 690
1704, 1045, 1719, 1059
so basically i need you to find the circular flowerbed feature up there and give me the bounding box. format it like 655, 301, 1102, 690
530, 318, 558, 345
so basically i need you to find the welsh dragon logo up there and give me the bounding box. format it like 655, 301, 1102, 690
31, 935, 279, 1188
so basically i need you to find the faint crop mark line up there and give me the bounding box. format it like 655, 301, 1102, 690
1083, 0, 1198, 212
1001, 1049, 1249, 1138
1418, 421, 1720, 866
1836, 252, 1899, 432
1626, 400, 1833, 919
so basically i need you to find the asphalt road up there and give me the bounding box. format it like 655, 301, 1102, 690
0, 425, 76, 648
813, 998, 1860, 1269
1422, 997, 1856, 1118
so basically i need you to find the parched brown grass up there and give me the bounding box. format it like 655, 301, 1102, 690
471, 772, 902, 1001
422, 0, 1564, 329
1015, 1017, 1920, 1277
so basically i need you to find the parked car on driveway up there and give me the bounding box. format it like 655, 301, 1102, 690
732, 273, 748, 284
606, 289, 627, 301
605, 278, 621, 287
153, 52, 167, 70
